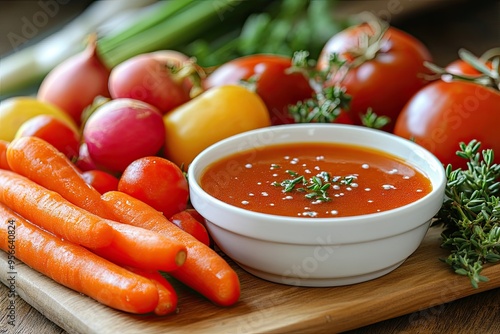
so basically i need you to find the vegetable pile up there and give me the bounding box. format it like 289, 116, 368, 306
1, 136, 239, 314
0, 1, 499, 314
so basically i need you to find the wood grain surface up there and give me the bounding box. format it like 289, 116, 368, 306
1, 227, 499, 334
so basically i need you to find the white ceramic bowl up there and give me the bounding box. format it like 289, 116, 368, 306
188, 124, 446, 287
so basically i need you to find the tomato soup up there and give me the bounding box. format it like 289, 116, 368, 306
200, 142, 432, 218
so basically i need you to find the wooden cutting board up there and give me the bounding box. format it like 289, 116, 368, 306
1, 227, 499, 334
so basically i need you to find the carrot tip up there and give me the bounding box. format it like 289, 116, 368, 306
155, 303, 176, 316
176, 250, 187, 267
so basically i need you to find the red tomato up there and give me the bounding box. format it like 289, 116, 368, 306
184, 208, 213, 247
393, 80, 500, 169
81, 170, 119, 194
109, 53, 191, 114
14, 114, 80, 160
317, 23, 433, 131
331, 109, 354, 125
205, 54, 314, 125
445, 59, 493, 76
184, 208, 207, 228
169, 211, 211, 247
118, 156, 189, 218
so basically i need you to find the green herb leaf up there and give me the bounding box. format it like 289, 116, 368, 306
274, 170, 354, 203
432, 140, 500, 288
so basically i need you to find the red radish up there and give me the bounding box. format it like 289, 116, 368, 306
108, 53, 191, 114
37, 35, 111, 125
82, 98, 165, 173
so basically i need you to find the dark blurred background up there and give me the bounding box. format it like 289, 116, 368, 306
0, 0, 498, 66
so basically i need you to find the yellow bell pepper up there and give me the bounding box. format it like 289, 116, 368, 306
163, 85, 271, 167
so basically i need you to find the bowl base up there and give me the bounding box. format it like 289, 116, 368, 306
235, 259, 406, 287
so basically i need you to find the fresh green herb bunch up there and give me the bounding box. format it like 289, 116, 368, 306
184, 0, 345, 67
432, 140, 500, 288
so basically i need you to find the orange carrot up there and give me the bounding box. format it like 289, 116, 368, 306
0, 140, 10, 170
6, 136, 111, 218
127, 267, 178, 316
0, 202, 159, 314
170, 210, 211, 246
102, 190, 241, 306
93, 220, 187, 272
0, 169, 113, 249
5, 137, 187, 270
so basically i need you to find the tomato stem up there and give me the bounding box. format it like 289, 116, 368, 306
168, 60, 207, 98
346, 13, 390, 68
424, 48, 500, 91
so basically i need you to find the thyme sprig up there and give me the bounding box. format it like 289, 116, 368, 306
272, 169, 355, 203
287, 51, 352, 124
361, 108, 391, 129
432, 140, 500, 288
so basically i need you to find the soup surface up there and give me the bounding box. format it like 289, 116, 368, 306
200, 142, 432, 218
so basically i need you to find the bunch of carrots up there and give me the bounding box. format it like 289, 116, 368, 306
0, 136, 240, 315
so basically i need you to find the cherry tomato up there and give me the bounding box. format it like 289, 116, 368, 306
0, 140, 10, 170
109, 53, 191, 114
170, 211, 211, 247
205, 54, 314, 125
0, 96, 78, 142
445, 59, 493, 76
317, 22, 433, 131
184, 208, 213, 247
81, 170, 119, 194
118, 156, 189, 218
184, 208, 207, 228
14, 114, 80, 160
393, 80, 500, 169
